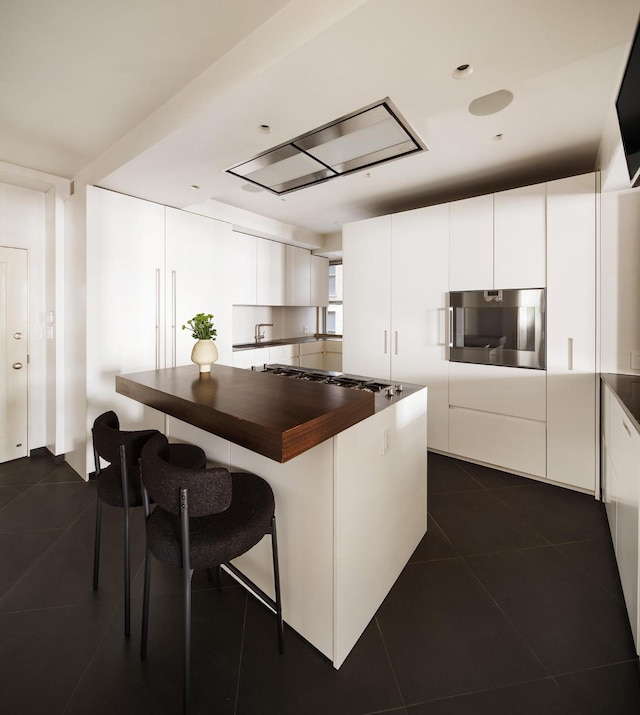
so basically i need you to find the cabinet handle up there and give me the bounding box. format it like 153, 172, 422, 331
568, 337, 574, 371
449, 307, 454, 348
171, 270, 177, 368
384, 330, 388, 354
395, 330, 399, 355
155, 268, 161, 370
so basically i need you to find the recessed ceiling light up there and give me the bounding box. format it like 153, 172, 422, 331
468, 89, 514, 116
258, 124, 272, 134
493, 133, 504, 141
452, 63, 473, 79
190, 184, 200, 190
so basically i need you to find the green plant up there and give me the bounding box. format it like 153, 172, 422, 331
182, 313, 217, 341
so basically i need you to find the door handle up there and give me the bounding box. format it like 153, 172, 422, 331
394, 330, 399, 355
383, 330, 388, 354
568, 337, 574, 371
449, 307, 454, 348
155, 268, 161, 370
171, 270, 177, 368
12, 362, 23, 370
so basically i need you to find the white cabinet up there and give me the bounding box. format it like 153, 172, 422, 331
232, 347, 270, 369
450, 194, 494, 290
602, 382, 640, 653
343, 206, 449, 451
310, 255, 329, 306
324, 340, 342, 372
86, 187, 232, 460
494, 184, 546, 289
449, 184, 546, 291
546, 173, 597, 491
257, 239, 286, 306
299, 341, 324, 369
231, 233, 257, 304
286, 245, 311, 306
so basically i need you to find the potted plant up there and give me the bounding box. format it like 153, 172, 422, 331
182, 313, 218, 373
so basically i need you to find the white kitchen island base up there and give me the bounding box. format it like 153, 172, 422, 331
169, 386, 428, 668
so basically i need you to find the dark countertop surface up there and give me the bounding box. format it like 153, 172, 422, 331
116, 364, 423, 463
601, 373, 640, 432
233, 336, 342, 351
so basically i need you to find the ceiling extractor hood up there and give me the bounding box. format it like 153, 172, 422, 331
226, 98, 427, 194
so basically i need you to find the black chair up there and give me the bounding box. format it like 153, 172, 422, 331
139, 432, 284, 715
91, 411, 206, 637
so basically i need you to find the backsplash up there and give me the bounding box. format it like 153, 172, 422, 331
232, 305, 318, 345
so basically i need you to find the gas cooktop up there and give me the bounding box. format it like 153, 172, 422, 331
253, 364, 404, 396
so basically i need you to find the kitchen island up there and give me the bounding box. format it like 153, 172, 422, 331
116, 364, 428, 668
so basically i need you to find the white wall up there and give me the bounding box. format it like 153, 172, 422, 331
0, 182, 47, 451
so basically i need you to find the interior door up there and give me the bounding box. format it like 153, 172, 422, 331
0, 246, 28, 462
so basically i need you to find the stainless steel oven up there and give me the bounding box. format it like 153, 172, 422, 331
449, 288, 546, 370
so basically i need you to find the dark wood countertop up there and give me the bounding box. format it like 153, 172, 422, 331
116, 364, 374, 463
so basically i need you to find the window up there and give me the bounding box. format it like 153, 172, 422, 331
326, 262, 343, 336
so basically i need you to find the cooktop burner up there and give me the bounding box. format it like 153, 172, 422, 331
255, 364, 395, 393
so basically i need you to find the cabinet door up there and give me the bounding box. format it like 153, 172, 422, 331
449, 194, 494, 290
285, 245, 311, 306
166, 208, 233, 368
546, 173, 596, 491
494, 184, 546, 289
231, 232, 257, 304
86, 187, 165, 431
257, 239, 286, 306
342, 216, 392, 379
310, 255, 329, 306
392, 204, 450, 451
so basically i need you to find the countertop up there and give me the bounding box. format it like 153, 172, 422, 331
116, 364, 379, 463
233, 336, 342, 351
601, 373, 640, 433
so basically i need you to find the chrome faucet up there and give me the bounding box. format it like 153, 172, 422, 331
255, 323, 273, 342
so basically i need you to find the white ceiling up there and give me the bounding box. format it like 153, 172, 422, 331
2, 0, 639, 235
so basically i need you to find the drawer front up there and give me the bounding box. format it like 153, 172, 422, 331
449, 406, 546, 477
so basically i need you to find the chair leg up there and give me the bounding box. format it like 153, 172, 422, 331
270, 515, 284, 654
180, 487, 192, 715
93, 498, 102, 590
216, 565, 222, 592
124, 505, 131, 638
140, 544, 151, 660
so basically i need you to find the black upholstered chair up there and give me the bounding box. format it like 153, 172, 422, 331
91, 411, 206, 637
139, 432, 284, 715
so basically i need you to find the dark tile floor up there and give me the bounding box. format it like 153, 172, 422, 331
1, 451, 639, 714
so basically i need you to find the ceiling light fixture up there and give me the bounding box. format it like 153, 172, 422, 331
258, 124, 272, 134
227, 98, 427, 195
452, 63, 473, 79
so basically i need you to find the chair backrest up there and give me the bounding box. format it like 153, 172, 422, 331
92, 410, 158, 468
140, 433, 232, 518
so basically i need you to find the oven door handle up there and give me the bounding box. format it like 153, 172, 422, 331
448, 307, 454, 349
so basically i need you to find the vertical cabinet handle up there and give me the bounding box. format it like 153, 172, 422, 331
155, 269, 161, 370
384, 330, 388, 354
171, 270, 177, 368
395, 330, 399, 355
449, 307, 454, 348
567, 337, 574, 371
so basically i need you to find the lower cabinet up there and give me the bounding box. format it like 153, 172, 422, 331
602, 381, 640, 654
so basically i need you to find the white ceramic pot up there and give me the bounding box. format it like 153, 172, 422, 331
191, 339, 218, 373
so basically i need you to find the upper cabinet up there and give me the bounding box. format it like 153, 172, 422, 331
231, 233, 257, 304
257, 239, 286, 306
285, 245, 311, 306
310, 255, 329, 307
494, 184, 546, 289
449, 184, 546, 291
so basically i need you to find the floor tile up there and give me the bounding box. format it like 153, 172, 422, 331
427, 452, 482, 494
555, 661, 640, 715
465, 547, 637, 675
376, 559, 547, 704
490, 483, 611, 544
0, 528, 64, 600
0, 454, 59, 486
406, 678, 578, 714
236, 598, 403, 715
459, 460, 533, 489
0, 601, 115, 715
0, 483, 30, 510
0, 481, 97, 533
64, 588, 247, 715
409, 514, 459, 563
38, 462, 86, 484
429, 490, 549, 556
556, 538, 626, 603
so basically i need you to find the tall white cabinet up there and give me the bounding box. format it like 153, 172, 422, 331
343, 173, 598, 491
343, 204, 450, 451
86, 186, 232, 454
